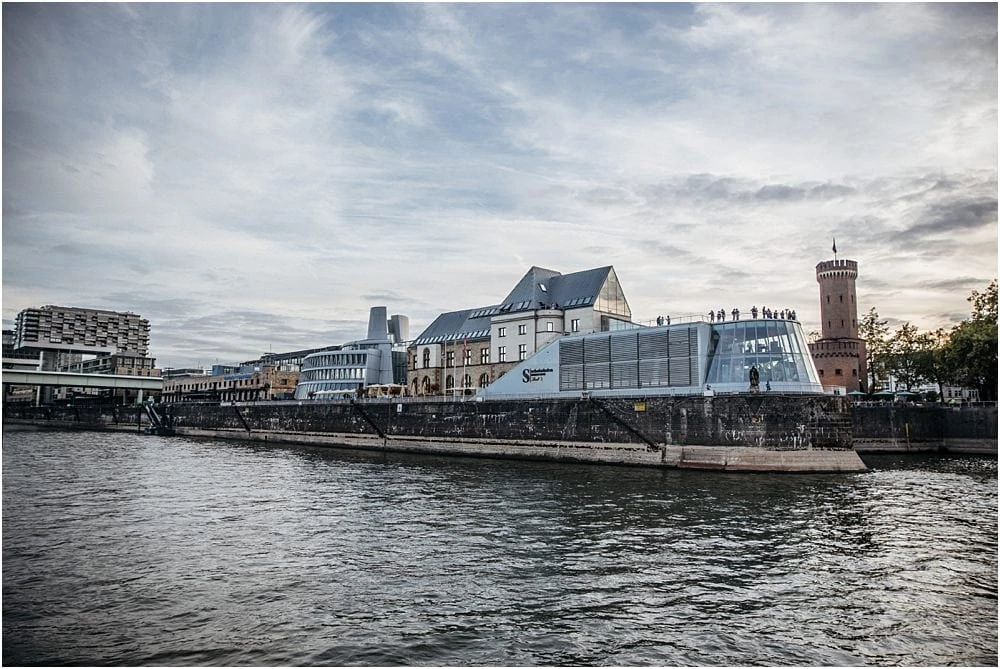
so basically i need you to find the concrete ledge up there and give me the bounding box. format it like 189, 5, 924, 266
3, 419, 869, 472
672, 446, 867, 472
854, 438, 997, 455
172, 426, 866, 473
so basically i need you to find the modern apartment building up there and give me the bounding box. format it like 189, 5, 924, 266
13, 305, 151, 358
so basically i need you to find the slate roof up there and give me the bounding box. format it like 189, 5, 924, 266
413, 308, 493, 345
413, 266, 618, 345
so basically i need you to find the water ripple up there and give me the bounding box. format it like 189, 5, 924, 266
3, 431, 996, 666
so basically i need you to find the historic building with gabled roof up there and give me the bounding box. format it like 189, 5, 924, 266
408, 265, 633, 396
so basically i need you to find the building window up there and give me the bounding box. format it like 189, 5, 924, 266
464, 349, 472, 365
571, 319, 580, 332
446, 351, 455, 366
852, 369, 858, 377
840, 295, 844, 303
462, 374, 472, 389
835, 368, 843, 375
446, 375, 454, 390
480, 347, 489, 364
422, 349, 430, 368
498, 327, 507, 337
546, 322, 554, 332
498, 346, 506, 362
479, 373, 490, 388
518, 324, 527, 335
826, 295, 830, 303
819, 369, 824, 376
518, 344, 527, 360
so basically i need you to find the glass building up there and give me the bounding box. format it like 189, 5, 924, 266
294, 306, 409, 399
704, 319, 822, 392
294, 348, 380, 398
480, 317, 823, 398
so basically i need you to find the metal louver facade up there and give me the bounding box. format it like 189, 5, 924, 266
559, 327, 699, 391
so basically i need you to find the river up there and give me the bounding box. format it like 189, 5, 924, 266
3, 428, 996, 666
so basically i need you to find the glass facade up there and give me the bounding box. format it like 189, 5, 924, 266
705, 320, 821, 390
295, 351, 376, 398
594, 270, 631, 319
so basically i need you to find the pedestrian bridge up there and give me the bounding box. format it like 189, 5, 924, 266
1, 369, 164, 391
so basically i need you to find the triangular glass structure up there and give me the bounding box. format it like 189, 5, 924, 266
594, 267, 631, 319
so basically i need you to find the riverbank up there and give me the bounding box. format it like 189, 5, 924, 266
8, 396, 994, 468
4, 393, 868, 473
852, 403, 997, 455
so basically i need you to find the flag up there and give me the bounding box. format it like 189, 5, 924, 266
832, 238, 837, 254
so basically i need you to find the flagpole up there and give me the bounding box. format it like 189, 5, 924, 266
833, 237, 838, 262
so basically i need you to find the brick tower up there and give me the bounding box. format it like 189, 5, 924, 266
808, 257, 868, 393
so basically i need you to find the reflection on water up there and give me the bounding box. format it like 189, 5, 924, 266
3, 430, 996, 666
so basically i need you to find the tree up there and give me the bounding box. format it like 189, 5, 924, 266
939, 281, 998, 402
970, 280, 998, 322
885, 322, 938, 391
858, 307, 890, 391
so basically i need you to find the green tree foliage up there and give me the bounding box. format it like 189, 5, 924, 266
969, 280, 998, 322
939, 280, 998, 402
858, 307, 890, 391
886, 323, 939, 391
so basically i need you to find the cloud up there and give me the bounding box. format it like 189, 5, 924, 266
2, 3, 996, 368
902, 198, 999, 239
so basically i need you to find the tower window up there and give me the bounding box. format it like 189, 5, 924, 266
840, 295, 843, 303
835, 368, 843, 375
826, 295, 830, 303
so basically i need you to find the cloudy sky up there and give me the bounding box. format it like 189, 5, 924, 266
3, 3, 997, 369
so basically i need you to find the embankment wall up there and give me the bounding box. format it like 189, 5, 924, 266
852, 404, 997, 454
8, 397, 993, 464
5, 394, 853, 449
4, 394, 868, 472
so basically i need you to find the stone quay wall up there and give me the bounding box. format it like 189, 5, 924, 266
852, 404, 997, 454
4, 394, 872, 473
6, 398, 995, 459
166, 393, 853, 449
6, 394, 854, 449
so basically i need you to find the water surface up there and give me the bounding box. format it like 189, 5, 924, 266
3, 429, 996, 665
